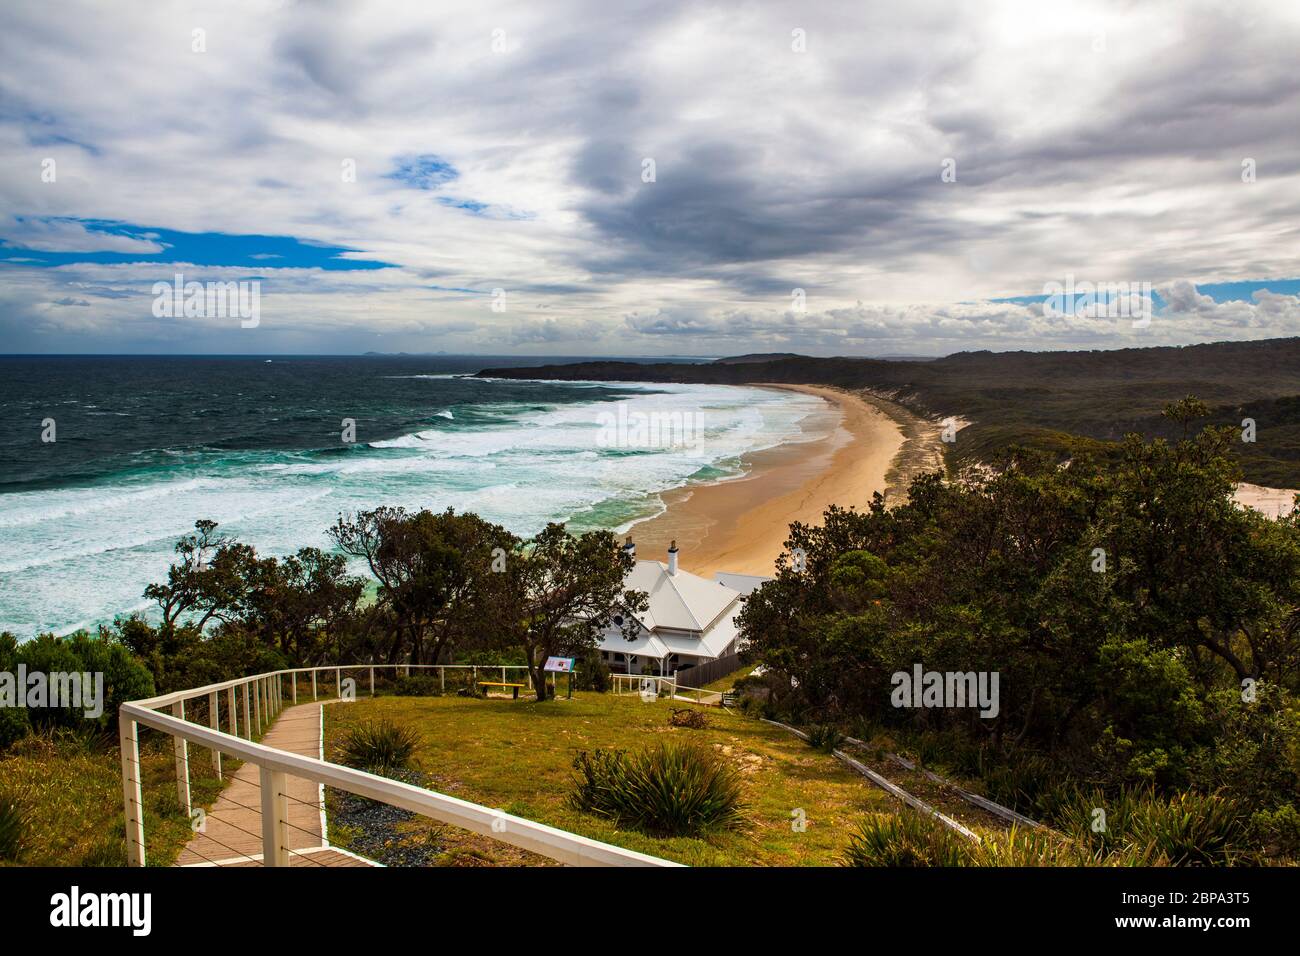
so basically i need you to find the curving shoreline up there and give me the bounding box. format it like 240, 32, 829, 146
623, 384, 938, 577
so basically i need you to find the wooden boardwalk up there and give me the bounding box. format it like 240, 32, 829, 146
176, 701, 376, 867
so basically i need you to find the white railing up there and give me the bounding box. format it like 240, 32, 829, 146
611, 673, 685, 698
670, 684, 723, 705
119, 663, 679, 868
609, 674, 723, 706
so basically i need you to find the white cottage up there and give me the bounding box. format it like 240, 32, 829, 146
597, 538, 767, 679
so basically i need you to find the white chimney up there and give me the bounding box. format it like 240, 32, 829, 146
667, 539, 678, 575
622, 535, 636, 560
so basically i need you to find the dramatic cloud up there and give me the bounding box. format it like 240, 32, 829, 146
1, 0, 1298, 355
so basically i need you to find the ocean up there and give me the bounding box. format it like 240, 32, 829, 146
0, 355, 824, 637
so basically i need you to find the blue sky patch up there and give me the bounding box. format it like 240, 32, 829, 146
386, 154, 459, 189
438, 196, 489, 214
989, 277, 1300, 311
1196, 278, 1300, 301
0, 218, 393, 270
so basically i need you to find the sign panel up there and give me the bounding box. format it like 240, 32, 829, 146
544, 656, 575, 673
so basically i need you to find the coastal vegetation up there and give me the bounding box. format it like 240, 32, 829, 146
736, 400, 1300, 863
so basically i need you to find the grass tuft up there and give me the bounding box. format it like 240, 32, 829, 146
570, 742, 746, 837
336, 718, 420, 774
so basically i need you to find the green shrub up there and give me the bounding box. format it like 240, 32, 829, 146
1044, 786, 1145, 857
843, 811, 970, 867
1249, 804, 1300, 858
1129, 791, 1244, 866
0, 793, 27, 861
806, 724, 844, 753
569, 743, 745, 836
575, 653, 610, 692
1045, 786, 1244, 865
336, 718, 420, 774
1190, 685, 1300, 815
0, 706, 31, 751
977, 749, 1066, 815
9, 631, 154, 733
393, 674, 442, 697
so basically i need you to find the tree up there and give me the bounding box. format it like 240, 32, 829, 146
143, 519, 256, 631
737, 402, 1300, 789
502, 523, 645, 701
238, 548, 366, 665
329, 507, 519, 664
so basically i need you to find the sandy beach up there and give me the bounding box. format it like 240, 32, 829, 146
1236, 482, 1300, 519
625, 384, 911, 578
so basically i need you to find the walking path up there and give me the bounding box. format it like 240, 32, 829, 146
176, 701, 376, 867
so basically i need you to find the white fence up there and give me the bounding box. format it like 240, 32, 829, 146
119, 664, 679, 867
610, 674, 676, 698
610, 674, 720, 705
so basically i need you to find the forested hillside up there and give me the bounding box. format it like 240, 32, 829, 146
480, 337, 1300, 486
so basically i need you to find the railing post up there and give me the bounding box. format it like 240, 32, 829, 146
336, 667, 342, 699
254, 678, 262, 734
259, 766, 291, 867
208, 690, 221, 777
370, 667, 375, 697
172, 700, 191, 817
119, 714, 145, 866
312, 670, 318, 700
292, 673, 298, 705
228, 685, 238, 738
440, 666, 445, 692
243, 682, 251, 739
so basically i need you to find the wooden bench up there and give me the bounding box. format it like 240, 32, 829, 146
478, 681, 525, 700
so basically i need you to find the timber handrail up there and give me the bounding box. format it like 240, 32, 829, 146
119, 663, 679, 868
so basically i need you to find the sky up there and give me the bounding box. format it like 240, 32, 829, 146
1, 0, 1299, 358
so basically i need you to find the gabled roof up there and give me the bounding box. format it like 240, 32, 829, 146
712, 571, 772, 597
624, 559, 738, 633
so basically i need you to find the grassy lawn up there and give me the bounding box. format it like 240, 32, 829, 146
323, 692, 895, 866
0, 729, 225, 867
700, 664, 757, 693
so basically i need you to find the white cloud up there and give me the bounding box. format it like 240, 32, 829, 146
0, 0, 1297, 354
